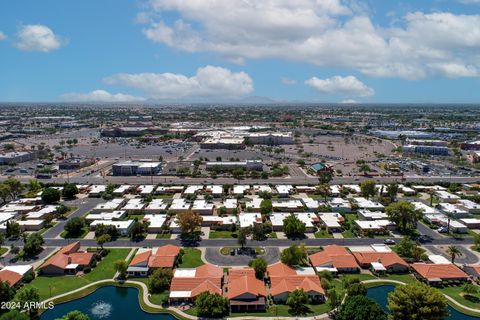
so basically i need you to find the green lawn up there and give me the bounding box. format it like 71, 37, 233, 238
0, 247, 8, 256
380, 273, 417, 284
178, 248, 204, 268
26, 248, 130, 300
209, 230, 238, 239
314, 229, 333, 238
269, 232, 277, 239
156, 233, 171, 239
341, 213, 358, 238
64, 206, 78, 217
439, 285, 480, 309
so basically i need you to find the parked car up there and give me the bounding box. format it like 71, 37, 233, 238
383, 239, 396, 245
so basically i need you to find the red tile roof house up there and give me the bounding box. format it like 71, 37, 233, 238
309, 245, 360, 274
352, 251, 409, 274
127, 245, 180, 277
411, 263, 470, 285
267, 262, 325, 303
168, 264, 224, 304
227, 267, 267, 312
0, 265, 34, 288
463, 265, 480, 280
39, 241, 96, 275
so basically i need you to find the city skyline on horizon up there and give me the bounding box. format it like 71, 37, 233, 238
1, 0, 480, 104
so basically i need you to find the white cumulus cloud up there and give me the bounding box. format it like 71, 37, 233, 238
60, 90, 145, 102
0, 31, 6, 41
15, 24, 63, 52
103, 65, 254, 99
305, 75, 374, 97
140, 1, 480, 79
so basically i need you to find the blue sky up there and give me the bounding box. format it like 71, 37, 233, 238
1, 0, 480, 103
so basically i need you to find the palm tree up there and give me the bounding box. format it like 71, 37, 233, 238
447, 246, 463, 263
428, 189, 435, 207
445, 212, 455, 234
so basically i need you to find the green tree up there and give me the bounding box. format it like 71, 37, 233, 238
283, 214, 306, 238
280, 244, 307, 267
62, 183, 78, 199
317, 170, 333, 184
260, 199, 272, 214
114, 260, 128, 279
96, 234, 111, 249
0, 184, 11, 204
385, 201, 423, 234
5, 220, 20, 239
4, 178, 24, 199
237, 227, 251, 248
394, 236, 426, 261
194, 292, 229, 318
388, 282, 448, 320
129, 221, 146, 239
386, 183, 399, 202
148, 268, 173, 293
41, 187, 61, 204
28, 179, 42, 193
447, 245, 463, 263
55, 310, 90, 320
0, 310, 29, 320
359, 164, 371, 175
23, 233, 44, 257
286, 289, 310, 315
249, 257, 267, 279
337, 295, 387, 320
346, 282, 367, 296
64, 217, 85, 238
0, 280, 15, 312
16, 287, 40, 319
360, 180, 377, 199
327, 288, 342, 312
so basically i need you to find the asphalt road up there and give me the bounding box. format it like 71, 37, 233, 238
2, 174, 480, 185
42, 197, 103, 239
204, 247, 280, 266
6, 234, 474, 250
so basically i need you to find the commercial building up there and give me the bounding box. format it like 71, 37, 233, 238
246, 132, 294, 145
206, 160, 263, 171
403, 144, 449, 156
200, 138, 245, 150
0, 151, 36, 165
111, 161, 161, 176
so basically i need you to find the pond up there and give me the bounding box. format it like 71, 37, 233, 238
367, 285, 480, 320
40, 286, 177, 320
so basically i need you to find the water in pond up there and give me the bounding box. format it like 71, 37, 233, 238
366, 285, 480, 320
40, 286, 177, 320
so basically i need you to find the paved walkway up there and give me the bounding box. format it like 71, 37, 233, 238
204, 247, 280, 266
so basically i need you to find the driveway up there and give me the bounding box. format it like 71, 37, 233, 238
204, 247, 280, 266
